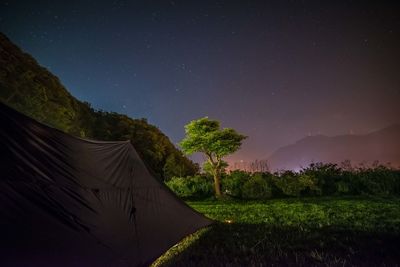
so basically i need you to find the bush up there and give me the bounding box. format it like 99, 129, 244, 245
221, 170, 250, 197
242, 173, 272, 199
336, 180, 351, 194
166, 163, 400, 200
274, 171, 320, 197
355, 166, 400, 195
301, 163, 341, 195
166, 175, 213, 199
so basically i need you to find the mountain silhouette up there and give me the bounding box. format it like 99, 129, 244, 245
267, 124, 400, 171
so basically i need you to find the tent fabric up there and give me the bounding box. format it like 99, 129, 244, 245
0, 102, 212, 266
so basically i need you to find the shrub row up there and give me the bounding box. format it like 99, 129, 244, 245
165, 163, 400, 199
165, 175, 214, 199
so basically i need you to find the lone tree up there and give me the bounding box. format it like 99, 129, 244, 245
179, 117, 246, 197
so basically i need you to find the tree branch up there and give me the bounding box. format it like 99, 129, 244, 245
206, 152, 216, 165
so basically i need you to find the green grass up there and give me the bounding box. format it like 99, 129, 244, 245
152, 196, 400, 266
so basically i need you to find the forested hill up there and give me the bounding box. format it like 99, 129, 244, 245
0, 32, 198, 180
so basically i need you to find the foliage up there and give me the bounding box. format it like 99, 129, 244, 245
180, 117, 246, 157
300, 162, 400, 196
354, 165, 400, 195
202, 160, 228, 176
241, 173, 272, 199
221, 170, 250, 197
0, 32, 198, 180
163, 152, 199, 181
274, 171, 321, 197
179, 117, 246, 196
165, 175, 213, 199
168, 163, 400, 200
153, 197, 400, 266
221, 171, 272, 199
301, 163, 342, 195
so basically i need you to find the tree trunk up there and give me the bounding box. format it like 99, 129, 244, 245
213, 171, 222, 197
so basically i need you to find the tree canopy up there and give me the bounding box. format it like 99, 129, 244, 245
180, 117, 246, 158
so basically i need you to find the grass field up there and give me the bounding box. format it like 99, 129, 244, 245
153, 197, 400, 266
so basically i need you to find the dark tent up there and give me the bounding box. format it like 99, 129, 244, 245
0, 102, 212, 266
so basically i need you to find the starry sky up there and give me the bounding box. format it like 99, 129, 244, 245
1, 0, 399, 164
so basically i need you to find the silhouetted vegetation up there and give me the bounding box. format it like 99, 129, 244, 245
0, 32, 198, 180
166, 175, 214, 199
166, 162, 400, 199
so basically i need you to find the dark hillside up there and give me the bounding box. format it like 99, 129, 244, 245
0, 32, 198, 179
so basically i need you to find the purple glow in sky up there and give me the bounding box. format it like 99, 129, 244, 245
1, 1, 399, 163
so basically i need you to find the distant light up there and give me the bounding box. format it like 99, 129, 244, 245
225, 219, 233, 224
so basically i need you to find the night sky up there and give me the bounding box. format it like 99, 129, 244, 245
1, 1, 399, 164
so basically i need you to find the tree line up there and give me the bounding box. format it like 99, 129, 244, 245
166, 162, 400, 199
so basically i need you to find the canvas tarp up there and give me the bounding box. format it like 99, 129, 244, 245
0, 102, 212, 266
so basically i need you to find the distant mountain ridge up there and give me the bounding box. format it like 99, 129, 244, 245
0, 32, 198, 179
267, 124, 400, 171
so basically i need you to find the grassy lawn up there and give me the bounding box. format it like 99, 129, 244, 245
153, 197, 400, 266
